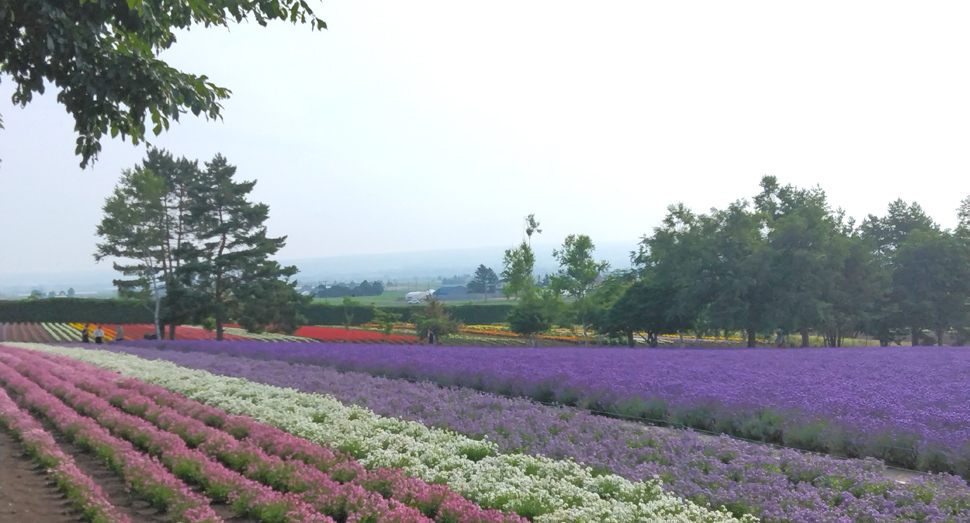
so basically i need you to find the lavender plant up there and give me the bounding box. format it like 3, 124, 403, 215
94, 342, 970, 523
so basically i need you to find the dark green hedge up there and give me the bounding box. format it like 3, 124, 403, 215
298, 303, 515, 326
0, 298, 154, 324
0, 299, 515, 326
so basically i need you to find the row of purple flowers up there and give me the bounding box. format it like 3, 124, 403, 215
115, 340, 970, 477
103, 342, 970, 523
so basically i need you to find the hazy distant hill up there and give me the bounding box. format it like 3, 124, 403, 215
283, 241, 639, 283
0, 266, 119, 297
0, 241, 639, 295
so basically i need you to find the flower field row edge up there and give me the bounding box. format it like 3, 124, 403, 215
0, 384, 134, 523
0, 350, 345, 523
0, 359, 225, 522
10, 343, 754, 523
21, 346, 530, 523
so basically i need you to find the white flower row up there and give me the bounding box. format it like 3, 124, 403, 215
12, 343, 753, 523
42, 322, 83, 342
221, 328, 318, 342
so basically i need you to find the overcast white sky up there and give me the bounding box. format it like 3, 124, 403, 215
2, 1, 969, 276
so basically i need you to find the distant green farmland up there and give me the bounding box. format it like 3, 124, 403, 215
311, 290, 517, 307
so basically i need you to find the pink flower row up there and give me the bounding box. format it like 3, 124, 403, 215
20, 346, 527, 523
0, 350, 337, 523
0, 358, 223, 523
0, 383, 134, 523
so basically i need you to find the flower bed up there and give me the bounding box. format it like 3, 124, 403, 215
106, 340, 970, 478
67, 323, 254, 342
66, 343, 970, 523
43, 322, 83, 341
0, 356, 225, 522
12, 342, 750, 523
9, 347, 527, 523
0, 384, 133, 523
294, 326, 418, 344
220, 327, 320, 342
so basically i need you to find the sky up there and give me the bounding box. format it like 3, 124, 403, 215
2, 1, 969, 278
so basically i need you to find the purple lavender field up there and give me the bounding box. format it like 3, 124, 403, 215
117, 340, 970, 475
98, 343, 970, 523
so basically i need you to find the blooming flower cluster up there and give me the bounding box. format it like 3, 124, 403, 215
113, 340, 970, 476
74, 343, 970, 523
0, 383, 133, 523
10, 342, 752, 523
221, 327, 320, 342
19, 346, 529, 523
294, 326, 418, 344
0, 355, 225, 522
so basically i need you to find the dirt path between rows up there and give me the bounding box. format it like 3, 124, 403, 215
40, 415, 257, 523
0, 428, 83, 523
3, 396, 258, 523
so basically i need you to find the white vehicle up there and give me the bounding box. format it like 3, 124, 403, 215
405, 290, 434, 304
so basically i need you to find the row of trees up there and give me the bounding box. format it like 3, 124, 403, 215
96, 149, 307, 340
606, 177, 970, 347
503, 179, 970, 348
28, 288, 76, 299
501, 215, 612, 346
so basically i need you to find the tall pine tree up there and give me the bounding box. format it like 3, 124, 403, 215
180, 154, 305, 340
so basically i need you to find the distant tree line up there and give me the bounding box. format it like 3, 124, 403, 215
28, 288, 76, 299
503, 179, 970, 348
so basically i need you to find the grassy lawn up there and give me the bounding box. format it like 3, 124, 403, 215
312, 291, 410, 307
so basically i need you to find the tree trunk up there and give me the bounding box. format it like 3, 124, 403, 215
215, 308, 224, 341
936, 327, 945, 346
153, 295, 162, 340
911, 327, 920, 347
678, 331, 685, 348
168, 323, 176, 340
746, 328, 756, 348
627, 330, 635, 348
800, 326, 809, 348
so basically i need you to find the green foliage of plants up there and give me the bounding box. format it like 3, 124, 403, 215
507, 290, 553, 346
92, 149, 307, 340
1, 0, 326, 167
411, 296, 461, 343
372, 306, 402, 335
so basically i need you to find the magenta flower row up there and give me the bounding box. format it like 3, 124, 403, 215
0, 359, 224, 523
0, 349, 337, 523
2, 346, 526, 523
0, 384, 134, 523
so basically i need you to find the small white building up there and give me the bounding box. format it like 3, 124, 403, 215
405, 290, 435, 304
